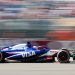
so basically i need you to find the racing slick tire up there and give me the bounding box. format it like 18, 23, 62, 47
57, 50, 70, 63
0, 52, 6, 63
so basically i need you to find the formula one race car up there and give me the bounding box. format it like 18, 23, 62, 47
0, 42, 70, 63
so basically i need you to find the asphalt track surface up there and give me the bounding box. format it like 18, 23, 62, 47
0, 61, 75, 75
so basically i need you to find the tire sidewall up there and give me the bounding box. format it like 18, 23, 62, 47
57, 50, 70, 63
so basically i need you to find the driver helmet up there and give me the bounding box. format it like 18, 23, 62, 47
27, 42, 32, 48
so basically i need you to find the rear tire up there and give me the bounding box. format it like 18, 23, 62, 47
57, 50, 70, 63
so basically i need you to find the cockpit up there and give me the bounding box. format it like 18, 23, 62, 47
11, 42, 36, 50
11, 44, 27, 50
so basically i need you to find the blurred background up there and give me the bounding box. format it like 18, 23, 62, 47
0, 0, 75, 49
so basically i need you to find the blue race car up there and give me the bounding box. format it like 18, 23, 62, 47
0, 42, 70, 63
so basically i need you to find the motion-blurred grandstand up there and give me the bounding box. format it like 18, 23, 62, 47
0, 0, 75, 40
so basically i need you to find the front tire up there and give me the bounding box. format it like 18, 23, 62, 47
0, 52, 6, 63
